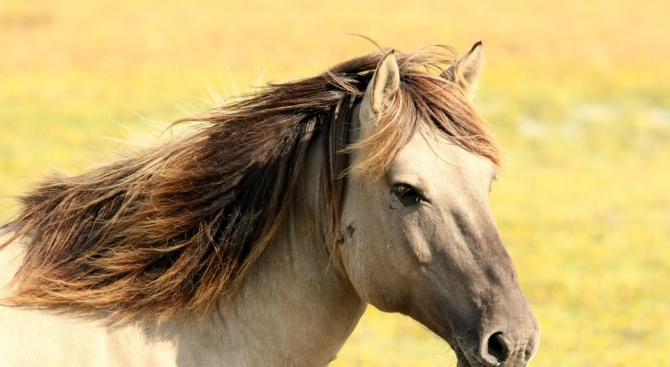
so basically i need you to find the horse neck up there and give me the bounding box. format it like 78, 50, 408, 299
203, 135, 365, 365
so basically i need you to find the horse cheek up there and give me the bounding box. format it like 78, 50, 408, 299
338, 221, 400, 311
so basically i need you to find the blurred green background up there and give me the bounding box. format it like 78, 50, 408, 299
1, 1, 669, 365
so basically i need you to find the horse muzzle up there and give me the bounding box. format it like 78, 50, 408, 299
449, 321, 540, 367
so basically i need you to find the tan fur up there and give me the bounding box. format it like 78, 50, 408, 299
1, 43, 539, 367
2, 45, 500, 322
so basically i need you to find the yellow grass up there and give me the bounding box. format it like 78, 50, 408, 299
1, 0, 669, 365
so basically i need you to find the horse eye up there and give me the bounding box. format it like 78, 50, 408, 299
392, 184, 424, 206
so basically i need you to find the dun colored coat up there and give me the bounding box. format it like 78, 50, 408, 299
0, 42, 539, 367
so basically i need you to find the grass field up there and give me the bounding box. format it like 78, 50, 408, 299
1, 1, 669, 365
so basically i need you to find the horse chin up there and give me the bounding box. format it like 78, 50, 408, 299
451, 345, 476, 367
444, 332, 468, 367
451, 342, 530, 367
454, 349, 481, 367
445, 333, 479, 367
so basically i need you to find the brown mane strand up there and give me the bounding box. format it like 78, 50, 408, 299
2, 45, 500, 322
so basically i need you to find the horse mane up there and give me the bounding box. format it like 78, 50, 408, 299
2, 45, 500, 322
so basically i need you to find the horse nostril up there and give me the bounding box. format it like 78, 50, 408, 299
485, 332, 511, 364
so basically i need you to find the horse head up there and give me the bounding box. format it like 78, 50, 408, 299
338, 43, 540, 367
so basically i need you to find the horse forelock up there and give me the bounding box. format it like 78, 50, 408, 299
4, 45, 500, 322
349, 49, 500, 178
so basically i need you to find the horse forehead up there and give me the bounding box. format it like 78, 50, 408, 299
392, 128, 494, 186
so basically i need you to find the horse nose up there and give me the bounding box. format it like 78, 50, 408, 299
481, 332, 512, 365
479, 329, 539, 367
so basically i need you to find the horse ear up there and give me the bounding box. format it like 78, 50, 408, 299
359, 50, 400, 131
442, 41, 485, 100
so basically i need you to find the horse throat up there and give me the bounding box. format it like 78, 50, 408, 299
211, 204, 366, 365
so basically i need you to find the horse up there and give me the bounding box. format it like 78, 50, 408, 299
0, 42, 540, 367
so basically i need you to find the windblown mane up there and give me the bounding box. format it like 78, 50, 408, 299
2, 45, 500, 321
